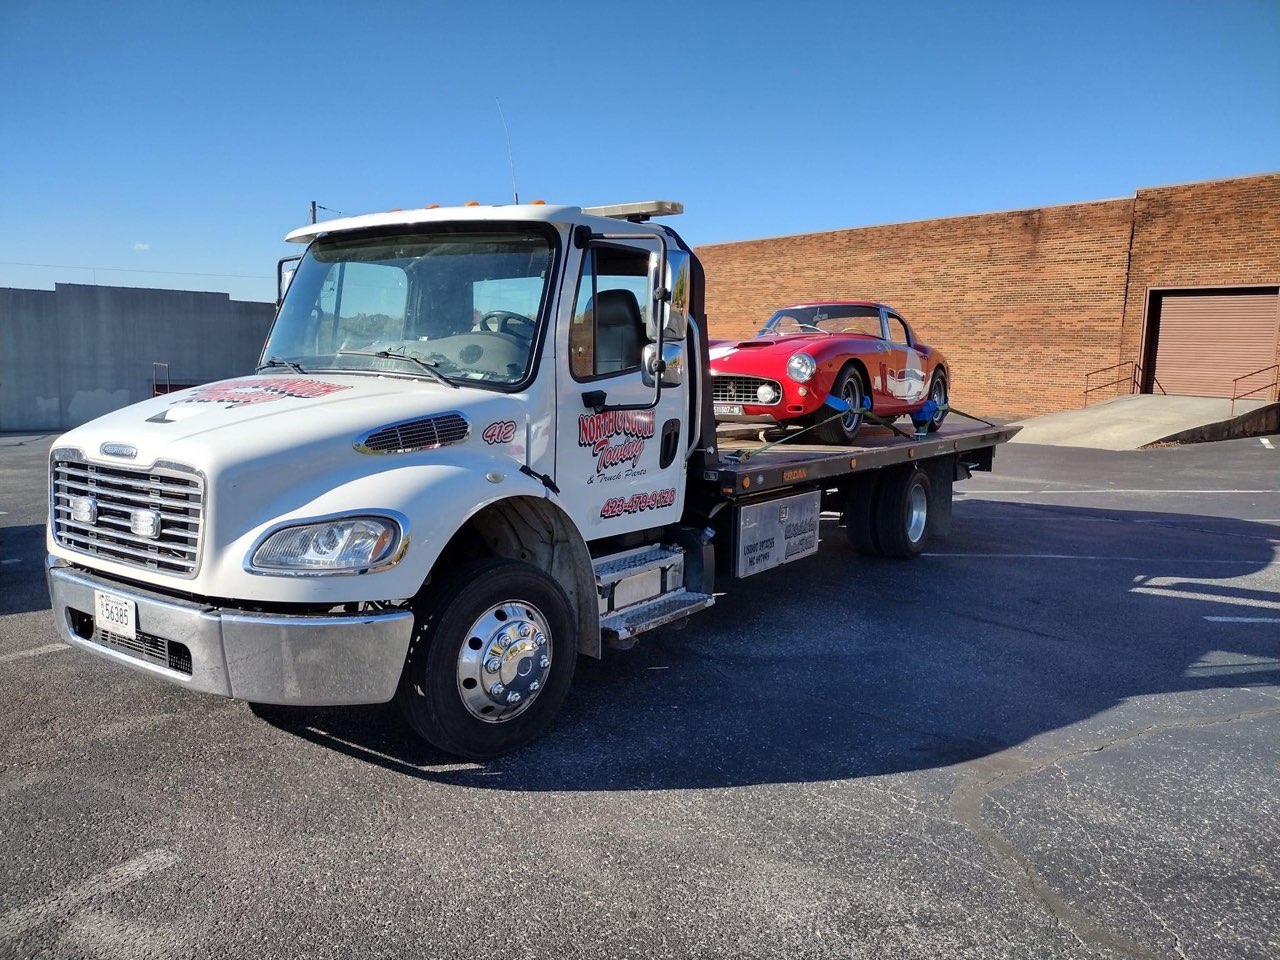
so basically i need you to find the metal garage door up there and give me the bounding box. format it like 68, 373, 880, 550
1153, 290, 1279, 398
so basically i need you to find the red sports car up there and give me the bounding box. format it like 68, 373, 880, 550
708, 301, 949, 443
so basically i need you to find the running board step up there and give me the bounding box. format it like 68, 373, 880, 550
593, 544, 683, 586
600, 590, 714, 646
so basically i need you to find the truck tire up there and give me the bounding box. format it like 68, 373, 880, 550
874, 466, 932, 558
813, 365, 865, 445
396, 557, 576, 760
841, 471, 883, 556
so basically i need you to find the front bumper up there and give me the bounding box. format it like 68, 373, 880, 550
46, 557, 414, 705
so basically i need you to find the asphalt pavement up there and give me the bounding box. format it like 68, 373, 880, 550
1, 432, 1278, 959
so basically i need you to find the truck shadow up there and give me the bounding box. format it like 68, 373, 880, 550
253, 503, 1279, 790
0, 524, 52, 616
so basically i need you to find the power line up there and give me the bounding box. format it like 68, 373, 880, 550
0, 260, 271, 280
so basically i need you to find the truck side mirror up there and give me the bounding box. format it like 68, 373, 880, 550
644, 250, 691, 343
277, 255, 303, 309
641, 342, 685, 387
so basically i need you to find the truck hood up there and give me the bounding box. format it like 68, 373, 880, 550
54, 373, 526, 470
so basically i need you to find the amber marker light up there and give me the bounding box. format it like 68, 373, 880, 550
465, 200, 481, 206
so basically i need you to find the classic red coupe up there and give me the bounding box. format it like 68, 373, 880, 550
708, 301, 948, 443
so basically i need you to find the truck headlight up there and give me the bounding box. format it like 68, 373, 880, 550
787, 353, 816, 383
249, 516, 403, 574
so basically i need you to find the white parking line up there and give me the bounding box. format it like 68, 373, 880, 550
962, 489, 1277, 495
0, 643, 67, 664
1, 558, 22, 566
1204, 616, 1280, 624
0, 849, 179, 940
922, 553, 1257, 563
1262, 438, 1275, 449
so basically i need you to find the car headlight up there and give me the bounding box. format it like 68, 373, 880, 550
250, 516, 403, 574
787, 353, 816, 383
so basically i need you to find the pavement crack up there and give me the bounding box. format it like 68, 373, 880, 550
948, 704, 1280, 959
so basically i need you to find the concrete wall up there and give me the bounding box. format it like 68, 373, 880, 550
695, 172, 1280, 419
0, 284, 274, 432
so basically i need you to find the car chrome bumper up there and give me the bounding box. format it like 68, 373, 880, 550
46, 557, 414, 705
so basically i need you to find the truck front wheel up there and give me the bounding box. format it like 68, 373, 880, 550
396, 558, 576, 760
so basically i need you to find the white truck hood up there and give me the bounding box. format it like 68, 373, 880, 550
49, 373, 535, 600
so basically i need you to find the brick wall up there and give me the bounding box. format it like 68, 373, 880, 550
695, 173, 1280, 418
1121, 173, 1280, 374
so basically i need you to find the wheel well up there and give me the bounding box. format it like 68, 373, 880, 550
844, 359, 872, 407
427, 496, 601, 658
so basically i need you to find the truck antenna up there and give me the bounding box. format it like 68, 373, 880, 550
495, 97, 520, 205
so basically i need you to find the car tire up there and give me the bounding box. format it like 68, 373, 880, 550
814, 365, 866, 445
396, 557, 577, 760
926, 371, 948, 433
874, 466, 932, 558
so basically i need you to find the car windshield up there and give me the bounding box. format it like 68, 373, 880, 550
759, 304, 882, 338
264, 230, 554, 388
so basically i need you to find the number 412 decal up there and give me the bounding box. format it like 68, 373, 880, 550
482, 420, 517, 445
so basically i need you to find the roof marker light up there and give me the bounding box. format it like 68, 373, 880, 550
426, 203, 440, 209
465, 201, 481, 207
531, 199, 546, 205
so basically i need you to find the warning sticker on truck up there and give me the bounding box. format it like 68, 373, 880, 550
734, 490, 822, 578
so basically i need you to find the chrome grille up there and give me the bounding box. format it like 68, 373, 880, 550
356, 413, 471, 454
51, 455, 203, 578
711, 374, 782, 406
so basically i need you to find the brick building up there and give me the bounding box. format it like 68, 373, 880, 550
695, 172, 1280, 418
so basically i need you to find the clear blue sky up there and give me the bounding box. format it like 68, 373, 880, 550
2, 0, 1277, 303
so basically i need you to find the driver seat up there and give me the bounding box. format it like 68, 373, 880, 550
590, 289, 644, 374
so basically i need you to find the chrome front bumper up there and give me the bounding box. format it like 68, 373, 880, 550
46, 558, 414, 705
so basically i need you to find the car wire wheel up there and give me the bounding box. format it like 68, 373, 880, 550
928, 373, 948, 432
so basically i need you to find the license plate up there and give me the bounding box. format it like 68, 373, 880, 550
94, 591, 136, 641
714, 403, 744, 416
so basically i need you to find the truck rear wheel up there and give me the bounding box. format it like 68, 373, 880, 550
875, 466, 932, 558
396, 558, 576, 760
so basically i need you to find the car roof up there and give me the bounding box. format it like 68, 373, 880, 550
777, 300, 894, 311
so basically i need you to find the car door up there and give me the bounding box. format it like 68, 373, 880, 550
882, 309, 927, 410
553, 240, 689, 540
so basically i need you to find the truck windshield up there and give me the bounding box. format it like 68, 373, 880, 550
264, 230, 554, 388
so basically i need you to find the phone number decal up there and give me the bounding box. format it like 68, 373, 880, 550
600, 488, 677, 519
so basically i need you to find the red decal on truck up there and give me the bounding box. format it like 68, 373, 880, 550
482, 420, 518, 445
578, 410, 655, 474
180, 377, 350, 408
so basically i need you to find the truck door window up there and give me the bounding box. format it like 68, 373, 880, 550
570, 246, 651, 380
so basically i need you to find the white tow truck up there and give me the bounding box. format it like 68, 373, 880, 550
45, 201, 1017, 758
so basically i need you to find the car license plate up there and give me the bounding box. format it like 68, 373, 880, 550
94, 591, 136, 641
714, 403, 744, 416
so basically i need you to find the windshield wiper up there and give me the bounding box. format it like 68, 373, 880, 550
257, 356, 307, 374
336, 350, 459, 389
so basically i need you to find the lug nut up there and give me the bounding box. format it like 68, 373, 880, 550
539, 656, 550, 670
489, 682, 505, 698
534, 633, 547, 647
528, 680, 540, 692
518, 623, 533, 638
484, 657, 502, 674
506, 691, 522, 704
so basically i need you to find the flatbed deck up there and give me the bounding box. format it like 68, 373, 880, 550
710, 417, 1021, 499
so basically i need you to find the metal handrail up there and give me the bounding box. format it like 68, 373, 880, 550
1082, 361, 1169, 406
1230, 363, 1279, 417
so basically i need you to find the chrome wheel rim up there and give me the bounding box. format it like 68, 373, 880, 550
840, 379, 863, 433
930, 377, 947, 425
456, 601, 552, 723
907, 483, 928, 543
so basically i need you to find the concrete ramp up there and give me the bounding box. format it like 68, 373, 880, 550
1009, 394, 1278, 450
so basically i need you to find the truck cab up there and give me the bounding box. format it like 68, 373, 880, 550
45, 201, 1014, 759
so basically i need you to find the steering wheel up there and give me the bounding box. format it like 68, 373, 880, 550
478, 310, 535, 339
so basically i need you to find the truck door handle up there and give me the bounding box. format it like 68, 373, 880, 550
659, 418, 680, 469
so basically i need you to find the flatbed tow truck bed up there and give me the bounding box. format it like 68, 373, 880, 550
709, 417, 1021, 500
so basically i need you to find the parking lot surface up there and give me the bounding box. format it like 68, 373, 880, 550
2, 432, 1278, 959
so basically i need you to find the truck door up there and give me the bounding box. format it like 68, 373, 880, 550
554, 239, 690, 540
